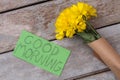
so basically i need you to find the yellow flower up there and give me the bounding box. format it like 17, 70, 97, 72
66, 28, 75, 38
56, 31, 64, 40
77, 22, 86, 32
55, 2, 97, 40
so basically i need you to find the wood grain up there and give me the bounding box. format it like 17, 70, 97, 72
0, 0, 48, 12
0, 24, 120, 80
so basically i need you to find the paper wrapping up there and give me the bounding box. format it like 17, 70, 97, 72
88, 37, 120, 79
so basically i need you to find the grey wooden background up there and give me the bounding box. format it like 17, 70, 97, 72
0, 0, 120, 80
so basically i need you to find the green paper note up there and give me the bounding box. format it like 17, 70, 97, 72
13, 30, 71, 76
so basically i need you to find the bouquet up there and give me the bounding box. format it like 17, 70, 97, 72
55, 2, 120, 79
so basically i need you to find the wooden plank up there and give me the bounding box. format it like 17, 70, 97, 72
0, 0, 120, 53
78, 71, 116, 80
0, 0, 48, 12
0, 24, 120, 80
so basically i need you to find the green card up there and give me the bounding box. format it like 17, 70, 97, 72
13, 30, 71, 76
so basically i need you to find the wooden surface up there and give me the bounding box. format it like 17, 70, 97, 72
0, 24, 120, 80
0, 0, 120, 80
0, 0, 48, 12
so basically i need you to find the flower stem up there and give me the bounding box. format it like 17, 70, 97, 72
85, 20, 98, 35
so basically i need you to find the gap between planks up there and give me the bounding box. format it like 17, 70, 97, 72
96, 22, 120, 30
65, 68, 110, 80
0, 0, 53, 14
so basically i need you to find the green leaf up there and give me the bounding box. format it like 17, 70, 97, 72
76, 31, 101, 43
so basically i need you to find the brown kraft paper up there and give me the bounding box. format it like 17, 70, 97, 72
88, 37, 120, 80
